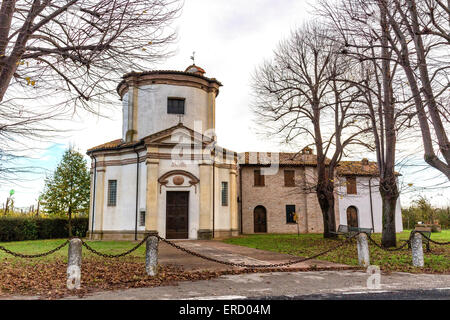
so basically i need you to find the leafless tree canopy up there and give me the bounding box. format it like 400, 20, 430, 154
319, 0, 450, 179
252, 23, 369, 237
316, 0, 449, 246
0, 0, 181, 180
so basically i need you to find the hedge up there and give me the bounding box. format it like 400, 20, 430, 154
0, 217, 89, 242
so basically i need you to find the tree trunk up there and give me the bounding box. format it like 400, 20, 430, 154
68, 206, 72, 237
317, 182, 337, 239
380, 177, 398, 247
4, 197, 10, 215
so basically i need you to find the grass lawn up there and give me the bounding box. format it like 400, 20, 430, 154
223, 230, 450, 273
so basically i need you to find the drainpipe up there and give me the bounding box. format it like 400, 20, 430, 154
91, 155, 97, 239
239, 165, 243, 235
212, 156, 215, 239
369, 176, 375, 232
134, 147, 140, 241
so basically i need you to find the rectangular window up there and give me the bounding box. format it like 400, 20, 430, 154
221, 182, 228, 206
286, 205, 296, 224
346, 177, 357, 195
284, 170, 295, 187
167, 98, 185, 114
107, 180, 117, 206
139, 210, 146, 227
254, 169, 265, 187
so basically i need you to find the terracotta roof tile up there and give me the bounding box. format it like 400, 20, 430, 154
336, 160, 379, 176
87, 139, 140, 153
239, 152, 329, 166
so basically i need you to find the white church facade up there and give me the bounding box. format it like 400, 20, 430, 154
87, 65, 402, 240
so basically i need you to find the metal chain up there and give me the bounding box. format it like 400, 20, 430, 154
0, 240, 69, 258
419, 232, 450, 246
366, 234, 411, 252
80, 234, 151, 258
156, 233, 358, 268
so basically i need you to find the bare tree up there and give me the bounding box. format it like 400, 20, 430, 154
318, 0, 418, 246
382, 0, 450, 179
252, 23, 367, 238
0, 0, 181, 180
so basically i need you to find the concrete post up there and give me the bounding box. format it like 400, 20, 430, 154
357, 233, 370, 267
146, 236, 159, 276
411, 232, 424, 267
67, 238, 82, 290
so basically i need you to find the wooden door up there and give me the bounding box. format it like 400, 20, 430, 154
346, 206, 358, 228
166, 191, 189, 239
254, 206, 267, 233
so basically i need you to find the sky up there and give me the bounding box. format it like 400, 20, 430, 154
1, 0, 449, 209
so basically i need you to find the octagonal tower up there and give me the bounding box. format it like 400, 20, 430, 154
116, 65, 222, 142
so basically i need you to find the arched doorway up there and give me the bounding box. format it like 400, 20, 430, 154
346, 206, 358, 228
254, 206, 267, 233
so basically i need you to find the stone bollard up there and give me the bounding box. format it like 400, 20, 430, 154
411, 232, 424, 267
67, 238, 82, 290
146, 236, 159, 276
357, 233, 370, 267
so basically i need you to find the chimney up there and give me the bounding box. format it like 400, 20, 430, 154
302, 146, 313, 155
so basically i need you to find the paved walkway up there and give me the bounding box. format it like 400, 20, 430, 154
70, 270, 450, 300
156, 240, 353, 271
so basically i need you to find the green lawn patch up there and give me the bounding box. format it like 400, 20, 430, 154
223, 230, 450, 273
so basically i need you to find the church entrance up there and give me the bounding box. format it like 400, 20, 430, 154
166, 191, 189, 239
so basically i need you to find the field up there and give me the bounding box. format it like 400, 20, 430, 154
223, 230, 450, 273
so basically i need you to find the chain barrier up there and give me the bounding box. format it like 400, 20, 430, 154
156, 233, 358, 268
419, 232, 450, 246
80, 234, 151, 258
366, 234, 411, 252
1, 230, 446, 262
0, 240, 69, 258
367, 230, 450, 251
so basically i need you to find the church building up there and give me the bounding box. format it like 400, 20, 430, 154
87, 65, 403, 240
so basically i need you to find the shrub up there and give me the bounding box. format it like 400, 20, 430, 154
0, 217, 88, 242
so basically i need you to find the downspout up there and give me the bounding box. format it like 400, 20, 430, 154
134, 147, 140, 241
91, 155, 97, 238
369, 176, 375, 232
212, 156, 215, 239
239, 165, 243, 235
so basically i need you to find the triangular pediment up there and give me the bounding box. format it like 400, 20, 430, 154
143, 123, 214, 147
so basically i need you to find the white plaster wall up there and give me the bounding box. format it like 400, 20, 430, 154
214, 167, 231, 232
97, 151, 146, 232
101, 163, 136, 231
157, 159, 200, 239
338, 176, 403, 233
122, 84, 211, 140
138, 159, 147, 231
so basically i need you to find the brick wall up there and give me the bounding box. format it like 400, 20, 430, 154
240, 166, 338, 234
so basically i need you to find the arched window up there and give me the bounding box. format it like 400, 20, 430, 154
253, 206, 267, 233
346, 206, 358, 228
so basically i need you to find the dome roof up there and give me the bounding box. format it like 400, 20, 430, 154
185, 64, 205, 76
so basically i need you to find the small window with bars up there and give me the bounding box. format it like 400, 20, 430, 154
107, 180, 117, 206
167, 98, 185, 114
221, 182, 228, 206
139, 210, 146, 227
346, 176, 357, 195
254, 169, 265, 187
